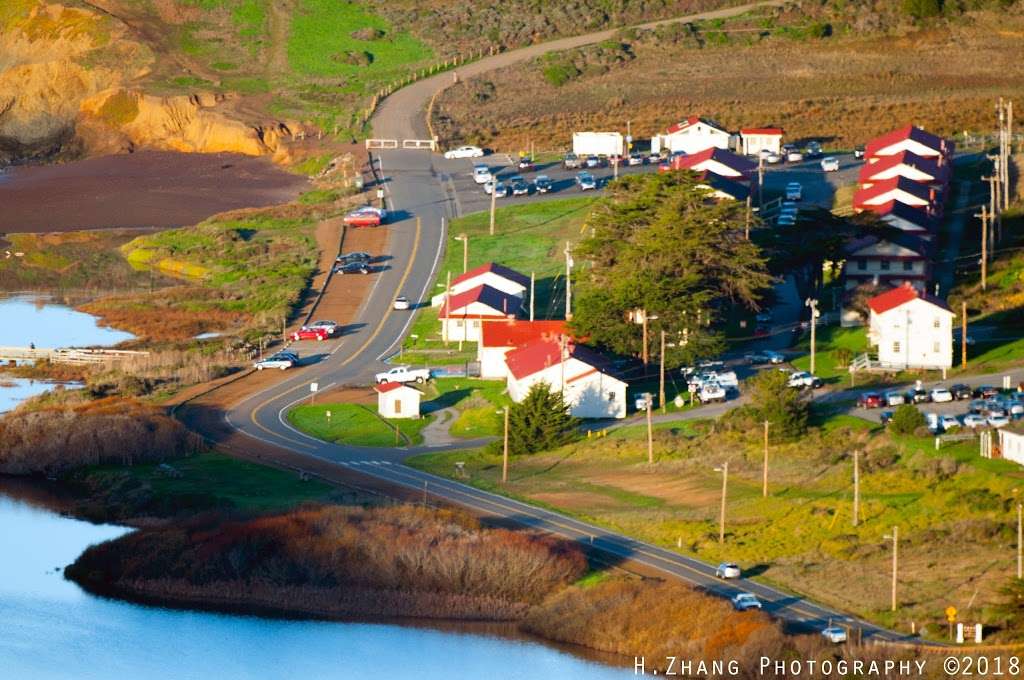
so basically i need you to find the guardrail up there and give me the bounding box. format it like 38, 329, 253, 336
365, 139, 399, 150
402, 139, 437, 150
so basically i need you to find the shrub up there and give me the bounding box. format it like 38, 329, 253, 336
902, 0, 943, 19
745, 369, 809, 440
889, 403, 926, 434
540, 58, 579, 87
493, 382, 579, 456
97, 90, 139, 126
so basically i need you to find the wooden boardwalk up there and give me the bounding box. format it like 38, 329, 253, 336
0, 346, 148, 365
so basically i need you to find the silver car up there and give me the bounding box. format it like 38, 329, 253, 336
716, 562, 741, 579
732, 593, 762, 611
254, 351, 298, 371
822, 626, 847, 644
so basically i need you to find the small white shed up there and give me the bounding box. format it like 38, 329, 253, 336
376, 382, 422, 419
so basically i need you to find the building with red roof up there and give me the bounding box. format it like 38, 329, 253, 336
439, 284, 520, 342
375, 382, 422, 419
853, 176, 940, 214
739, 127, 784, 156
668, 147, 757, 180
867, 282, 954, 370
859, 150, 951, 188
478, 320, 568, 379
431, 262, 530, 307
858, 200, 938, 235
652, 116, 732, 155
505, 338, 627, 419
864, 125, 953, 160
844, 232, 931, 293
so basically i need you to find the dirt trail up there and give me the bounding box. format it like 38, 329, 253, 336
266, 0, 293, 82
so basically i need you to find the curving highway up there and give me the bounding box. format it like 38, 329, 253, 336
217, 1, 921, 646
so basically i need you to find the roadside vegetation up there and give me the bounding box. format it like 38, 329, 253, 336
288, 403, 432, 447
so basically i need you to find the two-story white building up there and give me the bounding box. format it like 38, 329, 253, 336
739, 127, 784, 156
431, 262, 530, 307
477, 319, 568, 379
844, 233, 931, 292
651, 116, 733, 155
439, 284, 520, 342
867, 283, 954, 370
505, 338, 627, 419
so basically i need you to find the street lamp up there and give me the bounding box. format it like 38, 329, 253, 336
454, 233, 468, 273
714, 462, 729, 544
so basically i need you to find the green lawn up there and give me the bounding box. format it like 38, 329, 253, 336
288, 403, 431, 447
422, 377, 510, 438
80, 451, 339, 514
791, 325, 868, 381
402, 198, 595, 361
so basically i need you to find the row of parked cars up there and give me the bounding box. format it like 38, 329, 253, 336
860, 385, 1024, 431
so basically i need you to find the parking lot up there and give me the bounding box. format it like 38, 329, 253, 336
434, 150, 864, 218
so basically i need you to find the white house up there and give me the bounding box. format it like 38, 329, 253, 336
439, 284, 520, 342
651, 116, 732, 155
998, 425, 1024, 466
739, 127, 784, 156
505, 338, 627, 419
376, 382, 422, 419
844, 234, 930, 292
477, 319, 567, 379
867, 283, 954, 370
431, 262, 529, 307
864, 125, 954, 160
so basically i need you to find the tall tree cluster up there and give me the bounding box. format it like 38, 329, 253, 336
569, 172, 773, 365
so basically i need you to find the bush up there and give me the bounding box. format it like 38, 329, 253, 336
902, 0, 943, 19
540, 59, 579, 87
745, 369, 809, 440
492, 382, 579, 456
889, 403, 926, 434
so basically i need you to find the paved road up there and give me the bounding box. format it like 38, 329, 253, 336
211, 0, 927, 647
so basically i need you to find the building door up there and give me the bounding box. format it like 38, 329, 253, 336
394, 399, 402, 415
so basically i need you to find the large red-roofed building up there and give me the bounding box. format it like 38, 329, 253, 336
867, 282, 954, 369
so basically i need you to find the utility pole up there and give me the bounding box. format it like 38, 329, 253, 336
489, 178, 497, 235
564, 242, 573, 320
501, 406, 510, 484
885, 526, 899, 612
529, 271, 535, 322
745, 194, 752, 240
642, 310, 649, 366
976, 205, 989, 290
762, 420, 770, 498
806, 298, 819, 374
962, 301, 969, 368
646, 396, 654, 465
442, 270, 452, 345
757, 155, 765, 207
853, 449, 860, 527
718, 462, 729, 544
659, 330, 666, 414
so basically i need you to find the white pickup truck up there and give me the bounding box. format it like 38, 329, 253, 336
698, 382, 727, 403
787, 371, 823, 389
375, 365, 432, 385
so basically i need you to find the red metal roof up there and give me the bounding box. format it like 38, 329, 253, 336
451, 262, 530, 289
867, 282, 951, 314
505, 338, 618, 381
859, 200, 937, 231
439, 284, 520, 318
480, 319, 567, 349
375, 381, 421, 394
671, 147, 756, 177
853, 176, 936, 210
740, 127, 783, 135
858, 150, 949, 185
864, 125, 952, 159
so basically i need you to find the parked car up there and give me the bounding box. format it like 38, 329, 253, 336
821, 626, 848, 644
335, 262, 371, 275
906, 388, 930, 404
306, 320, 338, 335
939, 414, 961, 431
472, 165, 492, 184
764, 151, 781, 164
974, 385, 1000, 399
585, 155, 602, 168
444, 145, 484, 159
963, 413, 987, 428
491, 181, 510, 197
393, 296, 410, 310
698, 382, 727, 403
883, 391, 905, 407
989, 414, 1010, 428
853, 145, 865, 159
930, 387, 954, 403
336, 251, 372, 264
805, 141, 823, 158
289, 327, 328, 342
628, 152, 644, 166
968, 399, 988, 414
375, 365, 431, 385
764, 350, 785, 364
821, 156, 840, 172
786, 149, 804, 163
511, 177, 530, 196
744, 352, 770, 364
858, 392, 884, 409
785, 182, 803, 201
517, 157, 535, 172
576, 172, 597, 191
716, 563, 742, 579
343, 206, 387, 227
984, 400, 1008, 417
950, 384, 973, 400
254, 351, 298, 371
534, 175, 553, 193
789, 371, 823, 389
563, 153, 581, 169
732, 593, 762, 611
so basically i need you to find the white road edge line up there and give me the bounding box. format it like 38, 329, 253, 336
276, 381, 336, 445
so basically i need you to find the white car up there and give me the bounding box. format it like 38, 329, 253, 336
393, 296, 410, 310
732, 593, 762, 611
788, 371, 822, 389
254, 351, 298, 371
884, 391, 905, 406
963, 413, 987, 428
472, 165, 492, 184
764, 152, 781, 164
939, 414, 960, 431
821, 626, 848, 644
988, 414, 1010, 428
821, 156, 840, 172
306, 320, 338, 335
930, 388, 954, 403
764, 350, 785, 364
698, 382, 727, 403
786, 150, 804, 163
375, 365, 431, 384
785, 182, 803, 201
716, 562, 741, 579
444, 145, 484, 159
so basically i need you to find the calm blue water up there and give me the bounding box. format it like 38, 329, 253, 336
0, 493, 630, 680
0, 378, 79, 413
0, 294, 134, 347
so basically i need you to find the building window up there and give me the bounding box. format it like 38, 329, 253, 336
857, 259, 867, 270
933, 342, 940, 353
933, 317, 941, 329
880, 260, 891, 271
471, 320, 480, 328
893, 341, 901, 354
607, 391, 616, 402
455, 320, 463, 328
903, 261, 913, 271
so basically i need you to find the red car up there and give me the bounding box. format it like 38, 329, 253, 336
289, 327, 329, 342
857, 392, 884, 409
343, 207, 387, 228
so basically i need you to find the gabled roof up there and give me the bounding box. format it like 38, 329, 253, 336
505, 338, 617, 381
740, 127, 784, 136
673, 147, 756, 176
439, 284, 520, 318
480, 320, 567, 349
864, 125, 953, 158
854, 176, 936, 209
860, 200, 938, 231
451, 262, 530, 289
845, 231, 931, 258
375, 382, 422, 394
693, 170, 751, 201
859, 150, 950, 184
867, 282, 952, 315
666, 116, 728, 135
